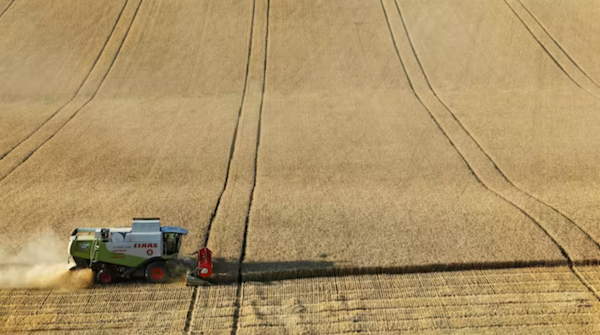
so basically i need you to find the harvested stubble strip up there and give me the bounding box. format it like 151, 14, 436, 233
0, 283, 193, 333
576, 266, 600, 294
0, 0, 253, 255
521, 0, 600, 86
3, 331, 188, 335
239, 0, 565, 278
0, 0, 126, 157
398, 0, 600, 247
6, 332, 188, 335
234, 267, 600, 335
188, 284, 238, 335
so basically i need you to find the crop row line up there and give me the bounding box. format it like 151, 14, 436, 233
239, 310, 597, 328
236, 300, 592, 318
310, 320, 600, 335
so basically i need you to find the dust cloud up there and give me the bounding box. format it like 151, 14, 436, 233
0, 230, 93, 289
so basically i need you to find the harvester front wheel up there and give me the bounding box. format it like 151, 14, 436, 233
145, 261, 167, 283
96, 268, 115, 284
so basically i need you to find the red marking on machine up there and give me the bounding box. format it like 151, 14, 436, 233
198, 247, 213, 278
147, 249, 154, 256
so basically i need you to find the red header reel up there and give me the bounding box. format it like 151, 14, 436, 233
198, 247, 213, 278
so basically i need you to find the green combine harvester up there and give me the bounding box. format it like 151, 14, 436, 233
68, 218, 213, 285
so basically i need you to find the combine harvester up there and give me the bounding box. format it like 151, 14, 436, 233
68, 218, 212, 286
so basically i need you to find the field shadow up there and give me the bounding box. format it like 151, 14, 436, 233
210, 258, 572, 284
211, 258, 337, 284
78, 257, 578, 287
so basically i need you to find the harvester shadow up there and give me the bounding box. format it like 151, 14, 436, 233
93, 257, 574, 287
211, 258, 338, 284
211, 258, 573, 285
88, 258, 337, 286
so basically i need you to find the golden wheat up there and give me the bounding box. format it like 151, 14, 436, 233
522, 0, 600, 84
0, 283, 192, 333
181, 266, 600, 334
1, 1, 600, 334
0, 0, 126, 157
0, 0, 253, 255
241, 0, 564, 277
398, 0, 600, 245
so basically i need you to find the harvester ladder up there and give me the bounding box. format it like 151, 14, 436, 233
89, 239, 99, 267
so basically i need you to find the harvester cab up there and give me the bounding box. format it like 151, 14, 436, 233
68, 218, 212, 285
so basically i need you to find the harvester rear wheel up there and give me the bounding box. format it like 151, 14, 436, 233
96, 268, 115, 284
145, 261, 167, 283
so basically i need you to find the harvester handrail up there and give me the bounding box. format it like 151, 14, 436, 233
71, 228, 97, 235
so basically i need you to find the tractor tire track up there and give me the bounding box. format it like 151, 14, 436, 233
185, 1, 258, 334
380, 0, 600, 264
202, 0, 258, 249
517, 0, 600, 88
202, 0, 269, 334
504, 0, 600, 100
391, 0, 600, 253
201, 0, 269, 284
381, 0, 600, 301
110, 0, 156, 99
380, 0, 570, 262
0, 0, 129, 161
0, 0, 143, 184
0, 0, 15, 19
185, 1, 267, 334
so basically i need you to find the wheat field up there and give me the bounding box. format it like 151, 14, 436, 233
1, 0, 600, 333
398, 0, 600, 246
0, 0, 253, 255
521, 0, 600, 85
0, 0, 125, 158
3, 267, 600, 334
0, 282, 193, 334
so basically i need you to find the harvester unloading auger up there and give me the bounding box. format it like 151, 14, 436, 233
68, 218, 213, 286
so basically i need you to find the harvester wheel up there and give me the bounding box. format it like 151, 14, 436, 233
96, 268, 115, 284
145, 261, 167, 283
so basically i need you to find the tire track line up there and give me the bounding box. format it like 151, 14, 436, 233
111, 0, 156, 98
392, 0, 600, 253
382, 0, 600, 300
0, 0, 15, 19
201, 0, 268, 284
381, 0, 600, 264
0, 0, 143, 184
504, 0, 600, 100
186, 0, 265, 333
186, 1, 257, 334
382, 0, 569, 262
517, 0, 600, 88
0, 0, 129, 161
201, 0, 600, 286
228, 0, 270, 334
202, 0, 258, 248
